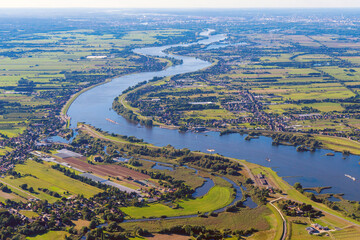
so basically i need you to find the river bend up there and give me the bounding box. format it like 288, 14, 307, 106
67, 31, 360, 201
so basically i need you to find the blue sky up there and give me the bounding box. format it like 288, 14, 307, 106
1, 0, 360, 8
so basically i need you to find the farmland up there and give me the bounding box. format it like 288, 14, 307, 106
113, 26, 360, 155
26, 231, 68, 240
0, 24, 192, 138
121, 206, 272, 233
1, 9, 360, 240
72, 123, 360, 239
0, 160, 102, 202
55, 156, 148, 180
121, 186, 233, 219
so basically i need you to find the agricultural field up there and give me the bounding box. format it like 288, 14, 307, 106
288, 221, 330, 240
55, 155, 148, 180
113, 29, 360, 153
26, 231, 68, 240
314, 135, 360, 155
287, 213, 360, 240
0, 160, 102, 202
1, 9, 360, 240
290, 118, 355, 131
331, 226, 360, 239
121, 206, 272, 233
0, 28, 191, 137
121, 186, 233, 219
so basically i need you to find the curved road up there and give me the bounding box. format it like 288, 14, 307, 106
270, 197, 287, 240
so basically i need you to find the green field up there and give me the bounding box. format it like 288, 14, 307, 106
0, 28, 189, 136
289, 221, 330, 240
148, 165, 205, 189
0, 146, 12, 155
1, 160, 102, 202
314, 135, 360, 155
121, 186, 233, 219
121, 206, 271, 233
19, 210, 39, 218
26, 231, 68, 240
331, 226, 360, 239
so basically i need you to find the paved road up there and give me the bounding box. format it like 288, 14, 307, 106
270, 197, 287, 240
271, 195, 360, 240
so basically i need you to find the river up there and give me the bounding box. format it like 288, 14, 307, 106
67, 31, 360, 201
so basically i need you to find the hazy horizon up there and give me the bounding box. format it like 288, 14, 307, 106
2, 0, 360, 9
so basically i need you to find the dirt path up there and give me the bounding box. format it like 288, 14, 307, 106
79, 124, 126, 144
242, 163, 257, 185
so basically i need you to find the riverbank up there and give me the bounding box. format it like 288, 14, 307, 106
115, 84, 360, 156
77, 123, 360, 227
60, 50, 180, 129
241, 160, 360, 226
61, 79, 112, 128
69, 122, 360, 240
113, 60, 220, 130
66, 29, 360, 202
242, 130, 360, 156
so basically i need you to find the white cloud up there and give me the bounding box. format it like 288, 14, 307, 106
1, 0, 360, 8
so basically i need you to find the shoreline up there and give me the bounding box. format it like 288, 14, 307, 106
77, 123, 360, 226
60, 32, 217, 129
61, 78, 112, 128
63, 31, 360, 204
117, 85, 360, 156
111, 58, 360, 157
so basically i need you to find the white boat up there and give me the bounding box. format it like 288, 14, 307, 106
207, 149, 215, 152
345, 174, 356, 181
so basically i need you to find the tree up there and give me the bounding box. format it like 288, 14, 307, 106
294, 182, 302, 190
1, 185, 11, 193
89, 220, 97, 229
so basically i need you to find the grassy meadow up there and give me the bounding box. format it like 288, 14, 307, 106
1, 160, 102, 202
122, 186, 233, 219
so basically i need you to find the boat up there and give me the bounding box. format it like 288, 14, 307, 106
266, 158, 271, 162
345, 174, 356, 181
207, 149, 215, 152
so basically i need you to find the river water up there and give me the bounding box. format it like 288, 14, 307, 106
67, 31, 360, 201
